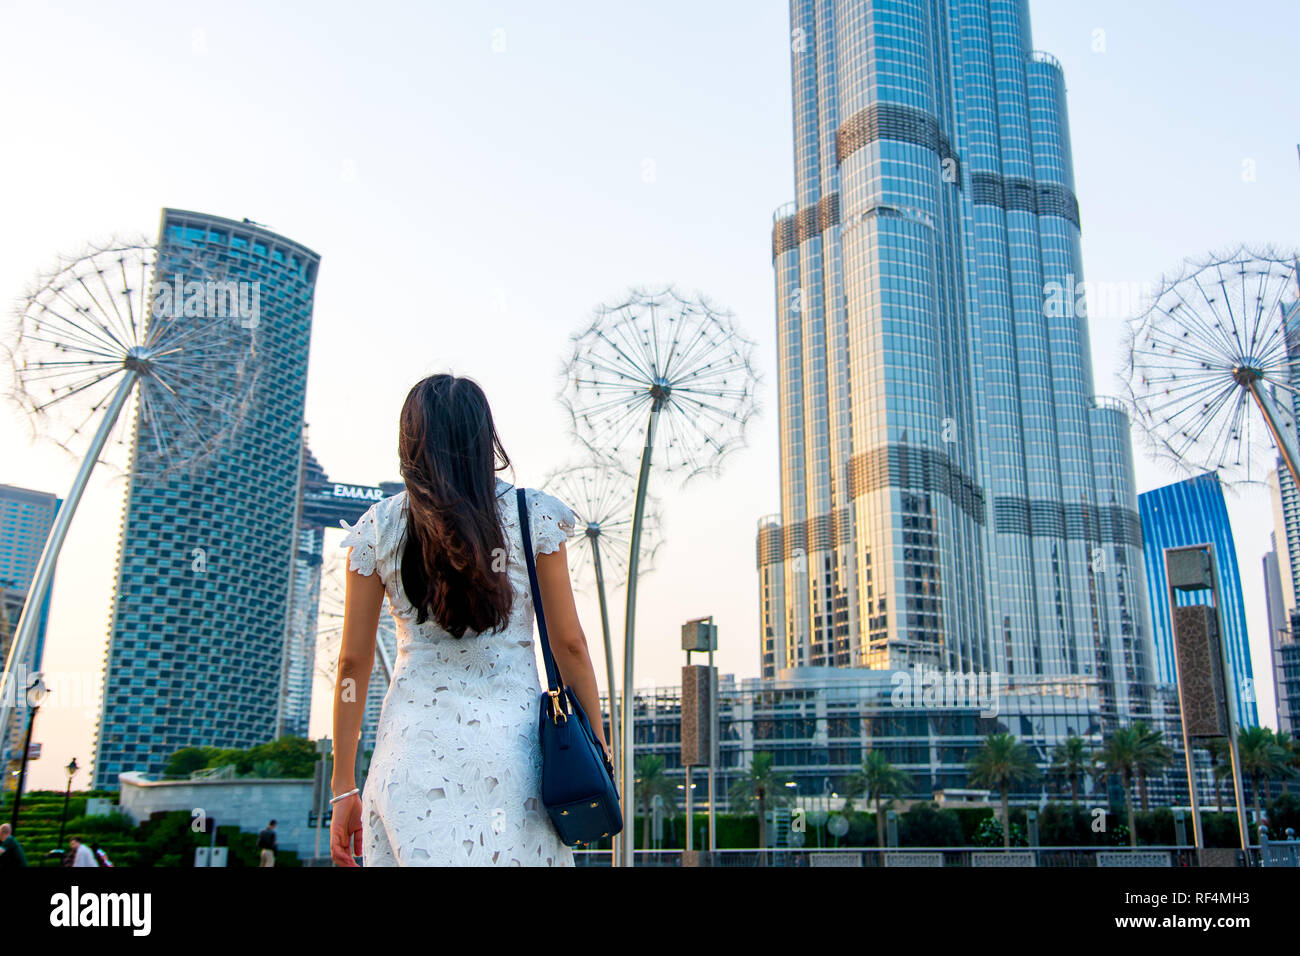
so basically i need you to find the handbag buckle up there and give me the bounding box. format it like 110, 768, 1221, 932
548, 688, 568, 724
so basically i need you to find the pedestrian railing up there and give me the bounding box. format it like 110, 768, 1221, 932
1259, 826, 1300, 867
574, 846, 1203, 867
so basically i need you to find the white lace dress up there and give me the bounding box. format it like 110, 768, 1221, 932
340, 477, 577, 867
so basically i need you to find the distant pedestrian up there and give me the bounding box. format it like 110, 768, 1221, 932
92, 842, 114, 867
68, 836, 96, 867
258, 820, 278, 867
0, 823, 27, 868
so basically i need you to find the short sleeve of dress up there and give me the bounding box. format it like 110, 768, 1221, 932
340, 501, 383, 576
529, 488, 576, 556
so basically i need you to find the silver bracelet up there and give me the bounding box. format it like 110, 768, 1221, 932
329, 787, 360, 804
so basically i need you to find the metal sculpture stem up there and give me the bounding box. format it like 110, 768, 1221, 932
620, 400, 661, 867
1246, 380, 1300, 490
589, 533, 620, 866
0, 370, 139, 744
375, 634, 395, 686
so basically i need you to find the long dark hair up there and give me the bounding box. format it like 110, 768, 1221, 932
398, 374, 513, 637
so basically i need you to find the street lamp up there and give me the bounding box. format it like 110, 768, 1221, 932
8, 672, 46, 831
57, 756, 78, 849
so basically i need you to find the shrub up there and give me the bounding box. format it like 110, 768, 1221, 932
899, 802, 963, 847
974, 813, 1027, 847
61, 810, 135, 836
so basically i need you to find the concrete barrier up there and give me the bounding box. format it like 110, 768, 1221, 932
118, 771, 319, 860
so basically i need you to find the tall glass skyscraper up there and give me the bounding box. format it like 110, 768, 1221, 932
1138, 473, 1259, 729
0, 483, 60, 764
1263, 534, 1299, 734
757, 0, 1154, 723
93, 209, 320, 788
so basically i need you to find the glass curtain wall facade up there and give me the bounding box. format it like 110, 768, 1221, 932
278, 442, 327, 740
93, 209, 320, 788
759, 0, 1153, 723
1138, 473, 1259, 729
1263, 537, 1299, 734
0, 484, 60, 765
616, 671, 1193, 812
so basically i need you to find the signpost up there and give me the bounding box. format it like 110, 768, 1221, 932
313, 737, 332, 862
681, 616, 719, 862
1164, 543, 1249, 861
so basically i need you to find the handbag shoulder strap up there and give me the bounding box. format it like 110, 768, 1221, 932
516, 487, 562, 692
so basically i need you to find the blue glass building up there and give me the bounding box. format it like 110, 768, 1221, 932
1138, 472, 1259, 729
0, 483, 60, 762
757, 0, 1154, 724
92, 209, 320, 788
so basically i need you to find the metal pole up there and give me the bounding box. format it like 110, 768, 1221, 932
375, 635, 395, 685
57, 772, 73, 848
314, 754, 326, 862
0, 370, 138, 743
1165, 549, 1205, 857
589, 534, 619, 866
621, 402, 662, 867
1247, 379, 1300, 490
314, 736, 332, 863
8, 702, 37, 831
685, 765, 692, 853
1201, 543, 1250, 855
708, 641, 716, 853
1215, 581, 1250, 853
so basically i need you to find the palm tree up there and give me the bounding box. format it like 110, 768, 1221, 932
967, 734, 1040, 849
1205, 737, 1232, 811
728, 752, 780, 850
1095, 727, 1142, 846
633, 755, 677, 850
1236, 727, 1292, 822
1132, 721, 1173, 813
846, 750, 912, 848
1050, 735, 1090, 805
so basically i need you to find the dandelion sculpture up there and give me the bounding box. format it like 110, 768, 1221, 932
314, 554, 398, 780
0, 238, 255, 744
543, 458, 663, 807
315, 555, 398, 688
1123, 247, 1300, 488
560, 286, 759, 867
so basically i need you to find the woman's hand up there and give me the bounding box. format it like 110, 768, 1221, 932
330, 793, 363, 867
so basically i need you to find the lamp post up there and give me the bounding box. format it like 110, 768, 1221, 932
785, 780, 800, 854
8, 673, 46, 832
56, 756, 78, 849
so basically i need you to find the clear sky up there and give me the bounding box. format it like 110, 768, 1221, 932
2, 1, 1297, 789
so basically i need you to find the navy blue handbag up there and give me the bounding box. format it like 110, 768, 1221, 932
516, 487, 623, 847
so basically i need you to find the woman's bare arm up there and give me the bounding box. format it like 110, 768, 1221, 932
535, 542, 610, 753
331, 567, 385, 793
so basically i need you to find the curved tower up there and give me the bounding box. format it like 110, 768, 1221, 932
93, 209, 320, 787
